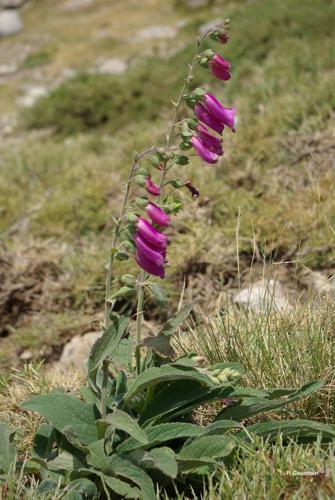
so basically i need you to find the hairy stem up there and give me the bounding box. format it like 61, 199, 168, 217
135, 271, 145, 374
104, 147, 159, 329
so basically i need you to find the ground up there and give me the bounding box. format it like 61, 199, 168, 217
0, 0, 335, 497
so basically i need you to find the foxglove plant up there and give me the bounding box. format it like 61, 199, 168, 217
10, 22, 334, 500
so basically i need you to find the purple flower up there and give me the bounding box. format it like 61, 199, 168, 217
136, 217, 167, 250
191, 136, 219, 164
209, 54, 231, 81
145, 177, 160, 197
146, 202, 170, 227
218, 32, 229, 44
203, 93, 236, 130
185, 181, 200, 199
134, 233, 165, 266
196, 124, 223, 155
194, 103, 224, 134
135, 250, 165, 279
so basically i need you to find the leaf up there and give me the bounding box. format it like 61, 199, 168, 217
178, 435, 236, 461
21, 392, 98, 445
37, 480, 59, 496
63, 478, 98, 500
148, 283, 166, 306
141, 446, 178, 479
109, 455, 156, 500
0, 423, 16, 474
124, 364, 216, 404
216, 380, 324, 421
201, 420, 242, 436
157, 303, 195, 338
100, 410, 148, 444
139, 380, 235, 425
113, 338, 134, 370
117, 422, 203, 454
103, 476, 140, 499
88, 316, 129, 390
141, 334, 174, 359
32, 424, 56, 462
47, 451, 83, 473
239, 419, 335, 443
87, 440, 113, 474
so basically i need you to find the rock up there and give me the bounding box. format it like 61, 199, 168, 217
234, 279, 292, 313
301, 270, 335, 296
0, 9, 22, 37
20, 349, 33, 361
96, 58, 127, 75
17, 85, 48, 107
58, 332, 100, 369
61, 0, 95, 11
134, 25, 177, 41
198, 19, 223, 37
0, 0, 27, 7
0, 63, 17, 75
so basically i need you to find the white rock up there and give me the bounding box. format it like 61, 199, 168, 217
61, 0, 95, 11
0, 63, 17, 75
59, 332, 101, 369
234, 279, 292, 313
198, 19, 223, 37
0, 0, 26, 7
184, 0, 208, 7
17, 85, 48, 107
96, 58, 127, 75
134, 25, 177, 41
0, 10, 22, 37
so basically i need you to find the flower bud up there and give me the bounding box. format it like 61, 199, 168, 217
174, 155, 189, 165
126, 212, 138, 224
120, 274, 136, 287
135, 196, 149, 209
187, 118, 198, 130
135, 175, 146, 187
179, 141, 192, 151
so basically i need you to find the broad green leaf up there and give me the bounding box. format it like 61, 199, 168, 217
32, 424, 55, 460
216, 380, 324, 421
63, 478, 98, 499
109, 455, 156, 500
179, 435, 236, 460
87, 439, 113, 474
0, 423, 16, 474
157, 303, 195, 338
47, 451, 83, 473
201, 420, 242, 436
141, 446, 178, 478
113, 338, 134, 370
141, 334, 174, 359
239, 419, 335, 442
124, 364, 216, 404
100, 410, 148, 444
37, 480, 59, 496
117, 422, 203, 454
21, 392, 98, 445
148, 283, 166, 306
139, 380, 235, 425
103, 476, 140, 499
88, 316, 129, 389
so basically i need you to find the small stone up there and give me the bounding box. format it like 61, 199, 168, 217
58, 332, 101, 369
96, 58, 127, 75
20, 349, 33, 360
61, 0, 95, 11
134, 25, 177, 41
0, 63, 17, 75
0, 10, 22, 37
184, 0, 208, 7
198, 19, 223, 37
234, 279, 292, 313
17, 85, 48, 107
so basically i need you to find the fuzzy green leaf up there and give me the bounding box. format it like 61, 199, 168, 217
0, 423, 16, 474
21, 392, 98, 445
157, 303, 195, 338
32, 424, 55, 460
109, 455, 156, 500
63, 479, 98, 499
148, 283, 166, 306
100, 410, 148, 444
216, 380, 324, 421
178, 435, 236, 461
239, 419, 335, 442
117, 422, 203, 454
103, 476, 140, 499
141, 446, 178, 478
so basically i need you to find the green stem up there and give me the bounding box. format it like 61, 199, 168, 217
104, 147, 159, 329
135, 271, 145, 375
101, 359, 109, 418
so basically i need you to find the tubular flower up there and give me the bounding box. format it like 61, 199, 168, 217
209, 54, 231, 81
185, 181, 200, 199
191, 136, 219, 164
218, 32, 229, 44
203, 93, 236, 130
196, 124, 223, 155
135, 250, 165, 279
146, 202, 170, 227
134, 234, 165, 266
194, 103, 224, 134
136, 217, 167, 250
145, 177, 160, 196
